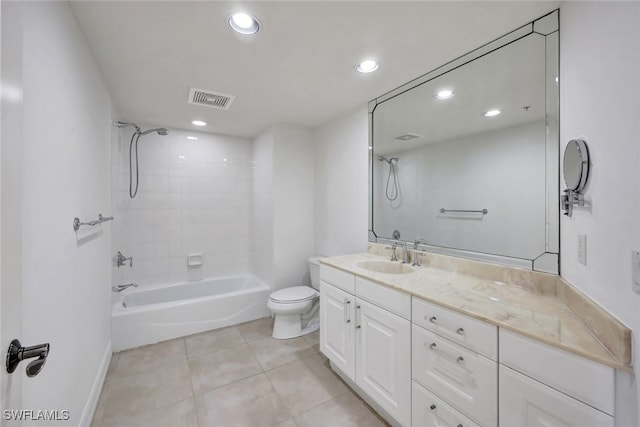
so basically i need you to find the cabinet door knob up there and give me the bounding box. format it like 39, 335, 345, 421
428, 316, 437, 323
430, 404, 436, 410
456, 327, 465, 335
429, 342, 437, 350
457, 356, 465, 364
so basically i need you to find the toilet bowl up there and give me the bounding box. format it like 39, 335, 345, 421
268, 256, 322, 339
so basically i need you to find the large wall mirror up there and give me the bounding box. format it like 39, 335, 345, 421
369, 11, 559, 273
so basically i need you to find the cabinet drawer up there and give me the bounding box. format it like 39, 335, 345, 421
500, 365, 614, 427
355, 276, 410, 319
412, 325, 497, 427
412, 297, 497, 361
412, 381, 480, 427
499, 329, 615, 415
320, 264, 355, 294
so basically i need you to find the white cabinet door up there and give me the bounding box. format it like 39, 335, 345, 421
356, 298, 411, 427
320, 281, 355, 380
500, 365, 614, 427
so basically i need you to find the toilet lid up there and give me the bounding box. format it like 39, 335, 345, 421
270, 286, 317, 303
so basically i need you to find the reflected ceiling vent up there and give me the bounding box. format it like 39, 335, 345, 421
187, 87, 235, 110
394, 133, 421, 141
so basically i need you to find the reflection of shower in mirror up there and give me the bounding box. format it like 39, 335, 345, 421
377, 156, 399, 201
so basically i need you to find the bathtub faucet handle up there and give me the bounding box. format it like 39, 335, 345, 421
112, 282, 138, 292
115, 251, 133, 268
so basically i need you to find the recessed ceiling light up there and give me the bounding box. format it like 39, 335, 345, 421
186, 136, 198, 141
483, 109, 501, 117
192, 120, 207, 126
436, 89, 454, 100
227, 12, 261, 35
356, 60, 379, 73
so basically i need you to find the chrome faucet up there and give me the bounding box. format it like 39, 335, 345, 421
401, 241, 409, 264
115, 251, 133, 268
412, 239, 425, 267
390, 242, 399, 261
112, 282, 138, 292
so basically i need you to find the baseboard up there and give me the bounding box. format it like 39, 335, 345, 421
78, 341, 111, 427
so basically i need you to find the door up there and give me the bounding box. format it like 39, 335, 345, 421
499, 365, 614, 427
1, 0, 25, 415
319, 281, 355, 380
355, 298, 410, 427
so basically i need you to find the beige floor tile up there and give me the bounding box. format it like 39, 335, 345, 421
196, 373, 291, 427
273, 419, 299, 427
294, 392, 389, 427
237, 317, 275, 342
106, 353, 120, 378
267, 354, 348, 415
102, 359, 193, 418
90, 379, 112, 427
302, 331, 320, 353
249, 337, 314, 371
185, 326, 245, 358
114, 338, 186, 378
101, 398, 198, 427
189, 343, 263, 394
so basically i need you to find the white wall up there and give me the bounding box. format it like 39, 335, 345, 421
251, 124, 315, 290
18, 1, 112, 424
559, 2, 640, 425
112, 127, 252, 286
314, 107, 369, 256
374, 121, 546, 260
251, 129, 274, 286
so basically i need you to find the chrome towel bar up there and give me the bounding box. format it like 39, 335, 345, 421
440, 208, 488, 215
73, 213, 114, 231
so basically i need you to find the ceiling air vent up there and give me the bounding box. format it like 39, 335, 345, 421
394, 133, 421, 141
187, 87, 235, 110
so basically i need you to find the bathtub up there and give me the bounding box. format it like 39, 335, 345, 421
112, 275, 271, 351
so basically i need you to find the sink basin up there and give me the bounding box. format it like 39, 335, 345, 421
356, 260, 414, 275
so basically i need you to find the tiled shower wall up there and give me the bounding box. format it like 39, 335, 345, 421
111, 126, 252, 287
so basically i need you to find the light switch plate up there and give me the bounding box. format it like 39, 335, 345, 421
577, 234, 587, 265
632, 251, 640, 295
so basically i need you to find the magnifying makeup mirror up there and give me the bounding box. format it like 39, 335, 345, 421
562, 139, 590, 216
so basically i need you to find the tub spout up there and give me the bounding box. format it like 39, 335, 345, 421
112, 282, 138, 292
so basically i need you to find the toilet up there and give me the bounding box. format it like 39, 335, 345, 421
268, 256, 322, 339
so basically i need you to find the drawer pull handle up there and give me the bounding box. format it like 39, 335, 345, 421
428, 342, 465, 365
430, 404, 436, 410
355, 305, 361, 329
457, 356, 464, 364
344, 299, 351, 323
429, 342, 437, 350
426, 316, 465, 337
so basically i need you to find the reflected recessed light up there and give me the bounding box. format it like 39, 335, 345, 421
483, 109, 501, 117
192, 120, 207, 126
436, 89, 454, 100
186, 136, 198, 141
227, 12, 261, 35
356, 60, 379, 73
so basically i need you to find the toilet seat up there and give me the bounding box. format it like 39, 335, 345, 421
269, 286, 318, 304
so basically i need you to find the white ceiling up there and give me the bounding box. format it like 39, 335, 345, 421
69, 1, 559, 138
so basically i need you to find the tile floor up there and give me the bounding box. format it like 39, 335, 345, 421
91, 318, 390, 427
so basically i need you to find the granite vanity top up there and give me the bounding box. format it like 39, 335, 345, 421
320, 245, 632, 370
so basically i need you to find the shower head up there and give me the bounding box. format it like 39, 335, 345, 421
138, 128, 169, 136
377, 155, 398, 164
116, 121, 140, 132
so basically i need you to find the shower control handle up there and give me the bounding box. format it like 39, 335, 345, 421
115, 251, 133, 268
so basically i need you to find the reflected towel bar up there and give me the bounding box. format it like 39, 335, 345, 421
73, 213, 114, 231
440, 208, 488, 215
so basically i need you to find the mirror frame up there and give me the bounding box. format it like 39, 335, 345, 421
368, 10, 560, 273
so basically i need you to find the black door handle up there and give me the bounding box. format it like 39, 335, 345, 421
6, 339, 50, 377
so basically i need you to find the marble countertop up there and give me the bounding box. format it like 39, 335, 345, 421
320, 251, 631, 370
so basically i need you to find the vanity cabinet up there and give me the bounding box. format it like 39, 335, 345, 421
499, 329, 615, 427
319, 266, 411, 427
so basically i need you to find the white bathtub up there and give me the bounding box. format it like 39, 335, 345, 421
112, 275, 271, 351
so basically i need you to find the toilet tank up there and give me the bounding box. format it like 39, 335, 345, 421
308, 256, 323, 290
